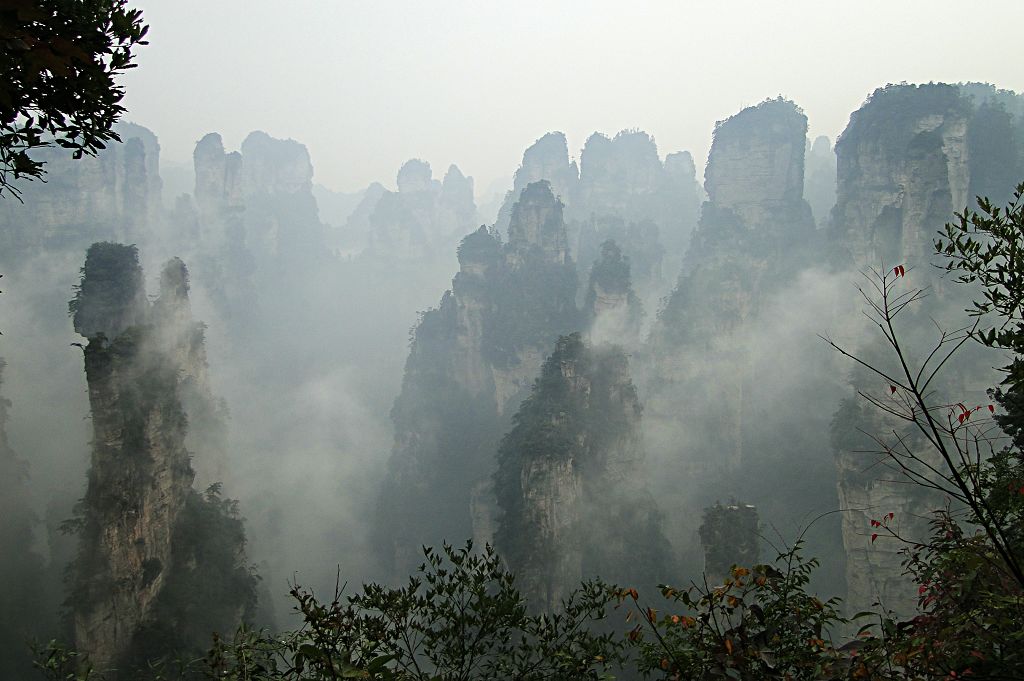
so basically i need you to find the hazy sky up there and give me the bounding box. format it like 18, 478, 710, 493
122, 1, 1024, 195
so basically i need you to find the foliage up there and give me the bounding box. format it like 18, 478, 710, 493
850, 512, 1024, 680
937, 182, 1024, 354
698, 502, 760, 580
493, 333, 668, 608
123, 484, 261, 675
936, 182, 1024, 563
820, 185, 1024, 679
0, 0, 148, 197
584, 239, 642, 324
836, 84, 970, 159
68, 241, 144, 335
32, 640, 98, 681
38, 542, 626, 681
711, 96, 806, 146
480, 255, 579, 369
455, 226, 502, 269
624, 542, 850, 680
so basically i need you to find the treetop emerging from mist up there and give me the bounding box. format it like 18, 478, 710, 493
0, 0, 147, 197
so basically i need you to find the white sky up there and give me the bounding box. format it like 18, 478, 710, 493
121, 1, 1024, 195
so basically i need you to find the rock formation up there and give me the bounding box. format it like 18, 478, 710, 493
497, 130, 700, 305
495, 132, 579, 233
584, 240, 643, 346
647, 97, 817, 473
830, 83, 1024, 616
832, 84, 972, 266
642, 97, 828, 579
239, 131, 325, 266
69, 243, 255, 675
338, 181, 387, 253
494, 333, 667, 611
184, 129, 330, 324
0, 122, 162, 260
193, 132, 244, 215
805, 135, 837, 228
367, 159, 478, 259
699, 501, 760, 585
376, 181, 581, 577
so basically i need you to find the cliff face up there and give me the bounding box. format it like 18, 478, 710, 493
830, 83, 1024, 617
0, 123, 162, 259
184, 129, 329, 324
496, 130, 700, 298
70, 244, 193, 670
833, 84, 971, 266
239, 131, 325, 266
642, 98, 830, 579
494, 334, 667, 611
805, 136, 837, 228
367, 160, 478, 259
495, 132, 579, 233
152, 258, 231, 489
376, 181, 580, 577
699, 502, 759, 586
647, 97, 817, 469
69, 243, 254, 674
193, 132, 244, 215
584, 240, 643, 346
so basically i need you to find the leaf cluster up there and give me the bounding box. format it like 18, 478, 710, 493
0, 0, 148, 197
625, 542, 849, 680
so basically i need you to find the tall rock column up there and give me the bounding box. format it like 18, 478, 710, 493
699, 502, 760, 586
376, 181, 581, 579
494, 334, 668, 611
69, 243, 256, 674
828, 83, 1016, 617
646, 97, 817, 478
70, 243, 193, 670
641, 98, 824, 579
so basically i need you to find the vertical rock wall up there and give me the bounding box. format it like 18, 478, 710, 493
496, 130, 700, 300
494, 334, 667, 611
0, 123, 162, 258
70, 244, 194, 670
642, 98, 824, 579
367, 159, 478, 259
69, 243, 254, 674
830, 83, 1024, 617
699, 502, 760, 586
376, 181, 581, 578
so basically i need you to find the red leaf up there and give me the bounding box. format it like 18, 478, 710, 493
871, 533, 878, 542
889, 385, 898, 394
888, 512, 894, 520
989, 404, 995, 413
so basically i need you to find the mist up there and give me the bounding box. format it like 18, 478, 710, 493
0, 4, 1022, 677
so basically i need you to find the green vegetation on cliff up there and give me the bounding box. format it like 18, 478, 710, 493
494, 333, 668, 609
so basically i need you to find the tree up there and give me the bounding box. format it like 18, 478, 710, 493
623, 186, 1024, 680
814, 184, 1024, 678
36, 542, 627, 681
0, 0, 147, 197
